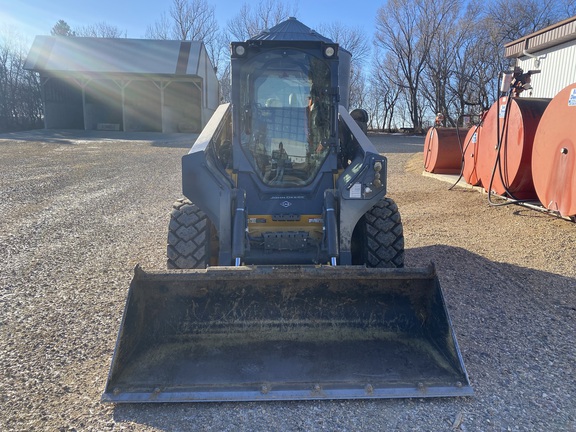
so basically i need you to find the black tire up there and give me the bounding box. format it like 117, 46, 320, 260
351, 197, 405, 268
167, 198, 215, 269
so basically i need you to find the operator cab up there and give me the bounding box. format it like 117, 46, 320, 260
231, 41, 340, 189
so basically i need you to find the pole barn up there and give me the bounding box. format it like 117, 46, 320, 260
25, 37, 219, 133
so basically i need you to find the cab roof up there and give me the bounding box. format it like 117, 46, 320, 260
249, 17, 333, 43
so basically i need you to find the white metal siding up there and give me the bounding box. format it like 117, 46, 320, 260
528, 19, 576, 51
516, 39, 576, 99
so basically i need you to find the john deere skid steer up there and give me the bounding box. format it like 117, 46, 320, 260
103, 18, 472, 403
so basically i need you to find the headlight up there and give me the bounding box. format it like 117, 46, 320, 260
231, 43, 247, 57
324, 46, 335, 58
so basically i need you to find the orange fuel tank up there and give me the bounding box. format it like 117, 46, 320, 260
423, 127, 468, 174
532, 83, 576, 217
476, 97, 550, 200
462, 125, 482, 186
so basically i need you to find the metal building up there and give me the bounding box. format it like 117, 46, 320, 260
25, 36, 219, 133
505, 16, 576, 98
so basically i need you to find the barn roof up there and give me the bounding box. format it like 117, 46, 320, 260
25, 36, 210, 76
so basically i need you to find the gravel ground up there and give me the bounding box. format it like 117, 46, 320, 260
1, 130, 575, 432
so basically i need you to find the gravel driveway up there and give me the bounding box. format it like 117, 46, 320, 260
1, 130, 575, 431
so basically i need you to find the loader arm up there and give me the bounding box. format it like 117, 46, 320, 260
182, 103, 236, 265
336, 106, 388, 264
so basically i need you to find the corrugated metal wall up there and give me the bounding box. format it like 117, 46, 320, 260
516, 39, 576, 99
528, 19, 576, 51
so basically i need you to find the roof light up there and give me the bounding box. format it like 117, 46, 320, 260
324, 46, 335, 58
235, 45, 246, 56
231, 43, 247, 58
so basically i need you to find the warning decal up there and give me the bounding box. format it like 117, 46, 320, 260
569, 88, 576, 106
350, 183, 362, 198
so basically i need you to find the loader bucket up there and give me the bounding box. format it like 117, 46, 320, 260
102, 264, 472, 403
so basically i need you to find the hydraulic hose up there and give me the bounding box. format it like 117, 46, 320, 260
487, 83, 534, 207
324, 190, 339, 265
232, 190, 247, 265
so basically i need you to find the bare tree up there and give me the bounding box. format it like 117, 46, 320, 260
74, 22, 126, 38
484, 0, 565, 45
375, 0, 461, 133
218, 0, 297, 101
218, 62, 231, 103
0, 27, 42, 132
317, 22, 370, 68
348, 67, 366, 110
562, 0, 576, 15
171, 0, 218, 41
420, 0, 482, 126
373, 0, 570, 131
146, 0, 224, 85
146, 0, 219, 48
226, 0, 297, 41
449, 3, 500, 118
145, 12, 172, 40
461, 0, 572, 118
206, 30, 230, 79
368, 50, 402, 131
317, 22, 371, 110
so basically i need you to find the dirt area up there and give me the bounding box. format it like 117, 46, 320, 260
1, 130, 575, 431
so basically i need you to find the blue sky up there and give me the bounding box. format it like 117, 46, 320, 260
1, 0, 381, 46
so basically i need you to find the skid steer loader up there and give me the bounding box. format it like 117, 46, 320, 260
103, 18, 472, 403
